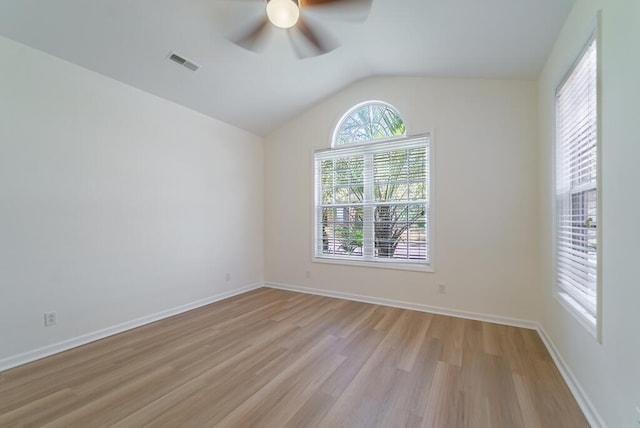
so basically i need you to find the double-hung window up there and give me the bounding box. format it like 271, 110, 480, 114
313, 102, 432, 270
555, 34, 600, 333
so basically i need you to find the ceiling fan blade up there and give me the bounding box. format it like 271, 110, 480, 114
230, 18, 271, 52
286, 31, 309, 59
299, 0, 372, 21
287, 17, 337, 58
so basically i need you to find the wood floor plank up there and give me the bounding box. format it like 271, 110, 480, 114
395, 311, 432, 372
42, 365, 179, 428
217, 337, 346, 427
398, 337, 442, 417
482, 353, 526, 427
513, 373, 542, 428
421, 360, 463, 428
460, 344, 492, 427
319, 311, 442, 427
0, 288, 589, 427
318, 322, 387, 398
283, 391, 336, 428
441, 316, 465, 367
0, 388, 77, 427
140, 345, 291, 427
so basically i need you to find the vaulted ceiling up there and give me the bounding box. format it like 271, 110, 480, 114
0, 0, 574, 136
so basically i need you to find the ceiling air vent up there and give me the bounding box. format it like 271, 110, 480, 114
167, 52, 200, 72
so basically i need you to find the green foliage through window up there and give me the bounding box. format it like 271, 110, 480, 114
334, 102, 406, 146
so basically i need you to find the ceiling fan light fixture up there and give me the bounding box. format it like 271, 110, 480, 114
266, 0, 300, 29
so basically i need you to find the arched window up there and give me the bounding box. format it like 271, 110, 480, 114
333, 102, 406, 147
314, 101, 432, 270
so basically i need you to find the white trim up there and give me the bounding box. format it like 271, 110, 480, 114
594, 10, 603, 344
429, 128, 437, 271
0, 282, 264, 372
311, 256, 434, 273
264, 281, 537, 330
536, 324, 607, 428
553, 292, 598, 339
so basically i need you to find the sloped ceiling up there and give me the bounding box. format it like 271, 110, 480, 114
0, 0, 575, 135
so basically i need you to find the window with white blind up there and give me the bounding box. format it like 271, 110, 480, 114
314, 102, 432, 270
555, 34, 600, 332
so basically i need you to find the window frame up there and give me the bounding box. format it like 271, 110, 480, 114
331, 100, 407, 148
312, 133, 434, 272
552, 26, 602, 341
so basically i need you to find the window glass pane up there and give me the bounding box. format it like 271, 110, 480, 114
321, 207, 363, 257
335, 103, 406, 146
320, 207, 335, 255
374, 203, 426, 259
374, 148, 426, 202
320, 156, 363, 205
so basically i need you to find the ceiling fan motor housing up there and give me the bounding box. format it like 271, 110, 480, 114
266, 0, 300, 29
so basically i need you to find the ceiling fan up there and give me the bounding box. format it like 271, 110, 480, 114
227, 0, 372, 58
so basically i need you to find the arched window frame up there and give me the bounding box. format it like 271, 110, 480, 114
331, 101, 408, 148
314, 101, 433, 271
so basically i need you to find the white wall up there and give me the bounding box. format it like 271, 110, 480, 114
0, 36, 264, 363
538, 0, 640, 426
264, 76, 539, 322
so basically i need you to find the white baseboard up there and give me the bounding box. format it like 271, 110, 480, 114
536, 325, 606, 428
0, 282, 264, 372
265, 281, 538, 330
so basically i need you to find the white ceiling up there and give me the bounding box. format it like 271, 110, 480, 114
0, 0, 574, 136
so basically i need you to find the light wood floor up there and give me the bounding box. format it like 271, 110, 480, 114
0, 288, 588, 427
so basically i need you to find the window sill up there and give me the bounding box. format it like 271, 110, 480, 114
554, 291, 600, 342
312, 256, 434, 273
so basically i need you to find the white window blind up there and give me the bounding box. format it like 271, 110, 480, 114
314, 135, 430, 267
555, 36, 598, 325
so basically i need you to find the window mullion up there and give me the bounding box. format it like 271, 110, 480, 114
363, 153, 375, 259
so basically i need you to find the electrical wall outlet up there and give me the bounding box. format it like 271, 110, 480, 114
438, 284, 446, 294
225, 273, 231, 282
305, 270, 311, 279
44, 311, 57, 327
